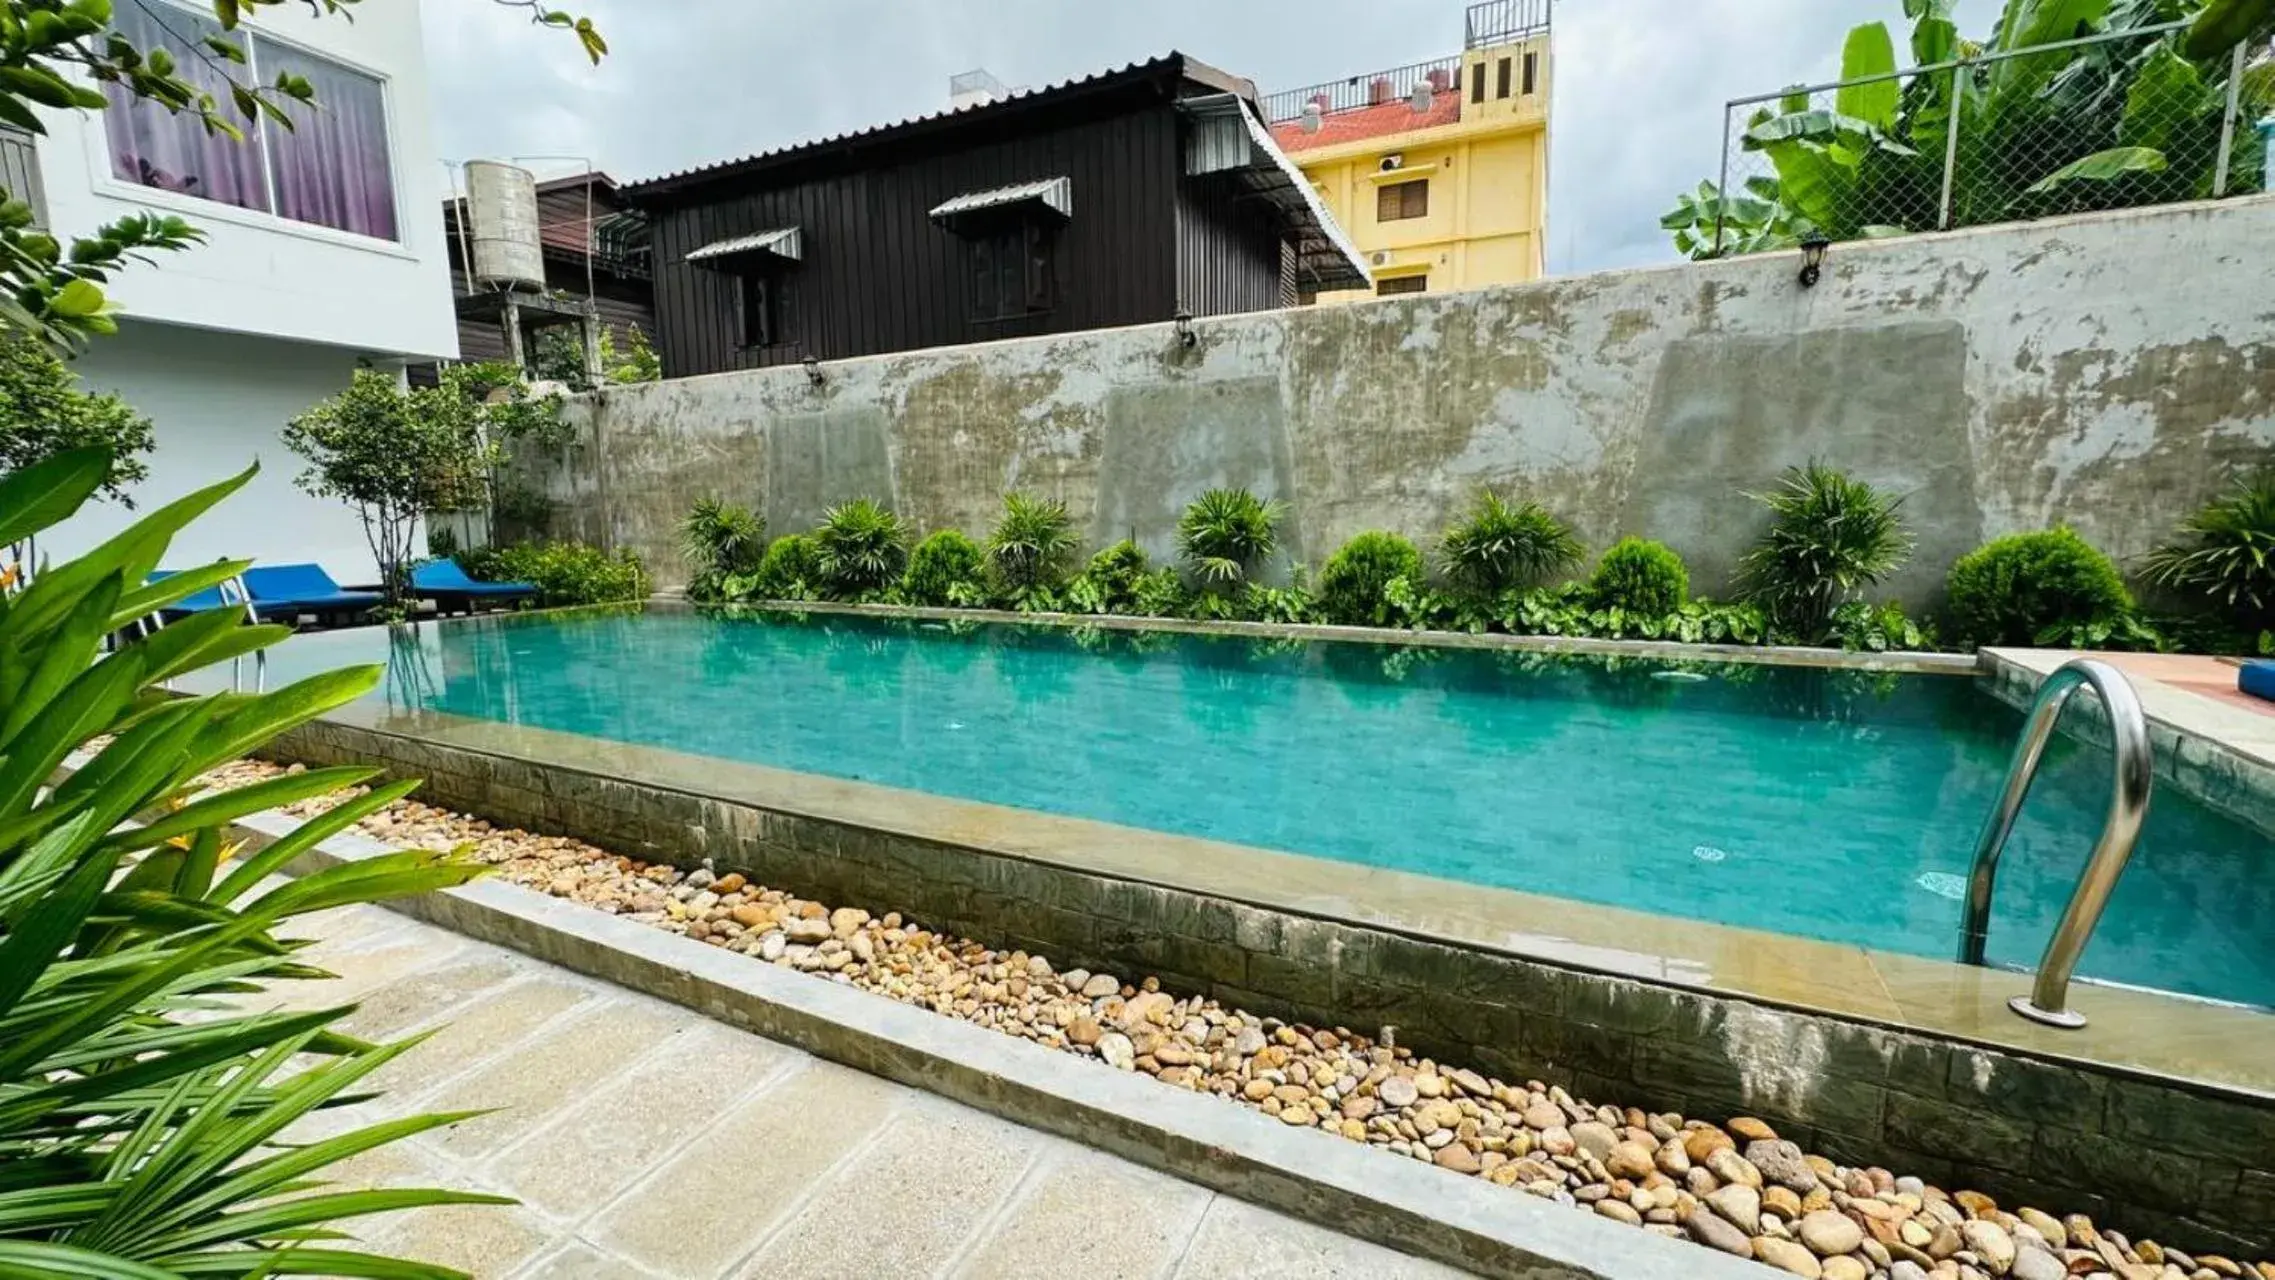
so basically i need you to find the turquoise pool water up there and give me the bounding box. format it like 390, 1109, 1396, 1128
255, 608, 2274, 1007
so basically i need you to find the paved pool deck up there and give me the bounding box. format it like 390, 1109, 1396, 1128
267, 900, 1470, 1279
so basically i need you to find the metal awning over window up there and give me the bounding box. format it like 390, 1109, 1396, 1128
928, 177, 1072, 230
1179, 93, 1370, 292
685, 226, 802, 267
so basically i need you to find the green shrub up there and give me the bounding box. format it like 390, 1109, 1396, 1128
2142, 470, 2275, 632
902, 529, 989, 606
1945, 528, 2134, 646
1828, 600, 1932, 653
745, 532, 825, 601
1739, 464, 1912, 640
1316, 531, 1425, 626
1589, 537, 1689, 616
1177, 488, 1284, 588
0, 449, 499, 1276
814, 498, 908, 598
679, 497, 765, 600
987, 492, 1079, 604
1066, 539, 1154, 614
471, 540, 649, 605
1438, 492, 1582, 595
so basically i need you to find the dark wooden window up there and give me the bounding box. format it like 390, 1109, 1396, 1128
1496, 57, 1512, 99
1470, 67, 1485, 104
736, 272, 781, 348
1377, 179, 1429, 222
1377, 274, 1426, 296
1522, 51, 1539, 96
969, 221, 1055, 321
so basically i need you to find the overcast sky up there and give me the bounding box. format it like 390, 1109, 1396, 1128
422, 0, 1998, 275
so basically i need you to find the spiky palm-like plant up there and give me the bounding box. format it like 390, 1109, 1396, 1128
1437, 492, 1583, 596
678, 497, 766, 591
814, 498, 908, 599
987, 492, 1079, 598
1176, 488, 1285, 589
1739, 464, 1912, 640
2142, 470, 2275, 631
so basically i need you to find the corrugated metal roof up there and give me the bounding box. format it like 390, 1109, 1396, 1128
625, 53, 1250, 202
1178, 93, 1370, 291
928, 176, 1071, 223
685, 226, 803, 264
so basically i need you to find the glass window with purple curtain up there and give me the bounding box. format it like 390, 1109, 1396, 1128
101, 4, 271, 212
258, 41, 398, 241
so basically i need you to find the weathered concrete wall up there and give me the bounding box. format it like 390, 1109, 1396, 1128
531, 197, 2275, 609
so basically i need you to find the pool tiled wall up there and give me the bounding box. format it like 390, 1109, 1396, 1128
275, 719, 2275, 1256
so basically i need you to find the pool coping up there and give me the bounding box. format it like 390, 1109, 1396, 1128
696, 596, 1982, 675
262, 675, 2275, 1107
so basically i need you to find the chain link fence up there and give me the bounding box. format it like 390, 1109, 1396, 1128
1678, 24, 2273, 259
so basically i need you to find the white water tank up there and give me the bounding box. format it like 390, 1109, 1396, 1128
463, 160, 544, 291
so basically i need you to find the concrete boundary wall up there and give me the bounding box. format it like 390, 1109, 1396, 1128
530, 198, 2275, 612
271, 717, 2275, 1256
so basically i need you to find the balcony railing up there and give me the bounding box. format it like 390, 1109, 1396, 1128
1261, 1, 1551, 123
1262, 56, 1465, 123
1465, 0, 1551, 50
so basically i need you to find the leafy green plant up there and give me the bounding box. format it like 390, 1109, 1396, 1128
1739, 464, 1912, 640
901, 529, 990, 607
1316, 531, 1425, 627
0, 448, 505, 1277
1828, 600, 1932, 653
1176, 488, 1285, 589
0, 331, 154, 510
1238, 578, 1315, 625
1589, 537, 1689, 616
2141, 470, 2275, 632
1438, 492, 1582, 596
988, 492, 1079, 609
1944, 528, 2134, 647
814, 498, 908, 599
679, 498, 765, 601
1066, 540, 1155, 615
470, 540, 649, 606
742, 532, 825, 601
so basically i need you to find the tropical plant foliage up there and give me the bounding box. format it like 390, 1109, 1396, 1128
0, 332, 155, 515
1176, 489, 1285, 589
1665, 0, 2271, 259
901, 529, 990, 607
1316, 531, 1425, 627
0, 448, 503, 1278
1739, 464, 1913, 640
467, 539, 648, 606
814, 499, 908, 599
2141, 469, 2275, 630
1944, 527, 2137, 645
1064, 541, 1181, 617
987, 492, 1078, 607
745, 533, 825, 602
1589, 537, 1690, 617
283, 364, 566, 606
678, 498, 765, 601
1436, 492, 1583, 596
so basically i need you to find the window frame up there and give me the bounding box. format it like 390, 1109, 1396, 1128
735, 271, 784, 350
1496, 56, 1512, 99
1522, 51, 1539, 97
1376, 274, 1427, 297
966, 217, 1057, 323
90, 1, 408, 252
1376, 178, 1429, 223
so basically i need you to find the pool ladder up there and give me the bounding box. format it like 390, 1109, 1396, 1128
1958, 658, 2153, 1029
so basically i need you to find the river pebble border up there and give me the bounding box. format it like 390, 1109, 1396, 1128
205, 758, 2274, 1280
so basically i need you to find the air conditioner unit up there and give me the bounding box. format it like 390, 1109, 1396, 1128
1379, 154, 1405, 173
1370, 251, 1392, 266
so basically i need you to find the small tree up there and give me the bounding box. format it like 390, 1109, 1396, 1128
283, 364, 562, 605
0, 331, 155, 566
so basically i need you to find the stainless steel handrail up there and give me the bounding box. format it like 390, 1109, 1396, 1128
1958, 658, 2153, 1028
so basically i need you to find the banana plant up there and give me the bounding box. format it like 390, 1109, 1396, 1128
0, 449, 502, 1277
1667, 0, 2269, 258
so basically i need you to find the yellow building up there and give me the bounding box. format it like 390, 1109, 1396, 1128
1266, 0, 1551, 302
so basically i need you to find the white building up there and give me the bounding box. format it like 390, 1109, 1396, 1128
27, 0, 456, 582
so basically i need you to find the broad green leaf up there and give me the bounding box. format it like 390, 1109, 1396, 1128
210, 777, 423, 904
1837, 24, 1901, 129
49, 278, 104, 317
0, 447, 108, 549
2023, 145, 2169, 194
2120, 45, 2213, 156
105, 765, 377, 854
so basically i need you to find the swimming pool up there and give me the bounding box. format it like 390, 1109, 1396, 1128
246, 607, 2275, 1008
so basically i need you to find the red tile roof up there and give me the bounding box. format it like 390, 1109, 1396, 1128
1269, 90, 1463, 154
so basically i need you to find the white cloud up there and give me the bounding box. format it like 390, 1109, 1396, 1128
422, 0, 2007, 274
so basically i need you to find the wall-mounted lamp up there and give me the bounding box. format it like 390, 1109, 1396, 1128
1173, 310, 1197, 350
1797, 233, 1831, 288
803, 356, 825, 387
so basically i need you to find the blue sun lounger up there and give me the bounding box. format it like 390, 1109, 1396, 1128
240, 563, 383, 628
145, 569, 254, 624
2241, 660, 2275, 703
411, 559, 538, 615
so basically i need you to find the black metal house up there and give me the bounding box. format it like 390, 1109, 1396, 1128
624, 53, 1369, 377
